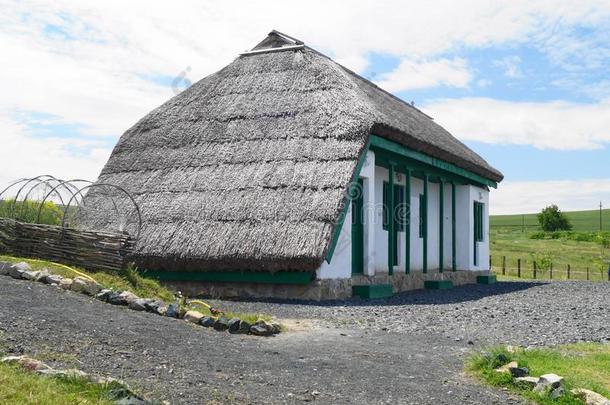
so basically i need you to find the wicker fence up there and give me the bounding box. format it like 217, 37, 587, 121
0, 218, 134, 272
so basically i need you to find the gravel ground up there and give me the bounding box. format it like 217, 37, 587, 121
0, 278, 608, 404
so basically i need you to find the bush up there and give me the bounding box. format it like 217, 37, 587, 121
0, 199, 62, 225
537, 205, 572, 232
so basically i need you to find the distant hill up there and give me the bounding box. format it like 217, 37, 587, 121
491, 208, 610, 232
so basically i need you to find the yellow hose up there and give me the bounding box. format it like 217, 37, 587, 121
189, 299, 211, 309
25, 258, 97, 283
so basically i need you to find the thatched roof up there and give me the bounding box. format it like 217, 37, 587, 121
81, 31, 503, 272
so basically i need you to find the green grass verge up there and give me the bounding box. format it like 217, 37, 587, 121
0, 362, 120, 405
0, 254, 275, 325
468, 343, 610, 405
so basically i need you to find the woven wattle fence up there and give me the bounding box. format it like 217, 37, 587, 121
0, 218, 134, 272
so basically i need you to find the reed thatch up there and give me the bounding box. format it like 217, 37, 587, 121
81, 31, 502, 272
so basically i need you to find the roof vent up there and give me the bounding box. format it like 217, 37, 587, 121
241, 30, 305, 55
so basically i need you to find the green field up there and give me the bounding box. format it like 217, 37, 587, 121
491, 208, 610, 232
490, 208, 610, 280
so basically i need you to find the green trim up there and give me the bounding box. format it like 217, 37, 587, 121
388, 164, 395, 275
140, 270, 315, 285
405, 169, 411, 274
370, 135, 497, 188
352, 284, 393, 299
325, 140, 371, 263
451, 183, 457, 272
439, 180, 444, 273
476, 274, 497, 284
423, 174, 428, 273
351, 178, 364, 275
424, 280, 453, 290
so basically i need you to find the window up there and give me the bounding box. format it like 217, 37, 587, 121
382, 182, 406, 231
474, 201, 484, 242
418, 194, 426, 238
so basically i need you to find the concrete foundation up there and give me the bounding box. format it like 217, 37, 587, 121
164, 270, 491, 300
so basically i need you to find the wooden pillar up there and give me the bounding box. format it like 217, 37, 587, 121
405, 169, 411, 274
439, 179, 444, 273
451, 182, 456, 272
423, 174, 428, 273
388, 164, 395, 276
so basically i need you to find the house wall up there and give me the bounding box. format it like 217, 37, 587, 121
318, 149, 491, 280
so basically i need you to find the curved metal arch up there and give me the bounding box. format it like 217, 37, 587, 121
61, 183, 142, 242
35, 179, 94, 224
0, 178, 29, 199
20, 177, 69, 220
9, 175, 60, 218
64, 182, 122, 229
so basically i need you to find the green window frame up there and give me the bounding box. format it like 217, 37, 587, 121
418, 194, 426, 238
382, 182, 406, 232
474, 201, 484, 242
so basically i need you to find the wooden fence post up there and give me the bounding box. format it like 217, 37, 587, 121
533, 261, 537, 279
550, 262, 553, 280
517, 258, 521, 278
567, 264, 570, 280
502, 256, 506, 275
586, 267, 589, 281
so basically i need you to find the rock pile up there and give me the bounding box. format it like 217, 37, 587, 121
0, 261, 282, 337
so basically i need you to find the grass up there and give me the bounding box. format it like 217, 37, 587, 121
468, 343, 610, 405
0, 254, 275, 325
491, 208, 610, 232
0, 362, 120, 405
489, 228, 610, 281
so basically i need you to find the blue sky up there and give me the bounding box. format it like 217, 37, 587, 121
1, 1, 610, 214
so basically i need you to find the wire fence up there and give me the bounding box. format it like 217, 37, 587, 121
490, 256, 610, 282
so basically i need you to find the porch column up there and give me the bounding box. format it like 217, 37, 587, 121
439, 179, 444, 273
388, 163, 395, 275
451, 182, 456, 272
423, 174, 428, 273
405, 169, 411, 274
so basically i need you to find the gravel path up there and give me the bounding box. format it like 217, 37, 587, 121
0, 278, 608, 404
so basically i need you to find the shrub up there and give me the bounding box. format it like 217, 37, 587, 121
537, 205, 572, 232
0, 199, 63, 225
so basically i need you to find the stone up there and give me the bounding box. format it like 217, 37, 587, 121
550, 386, 565, 400
509, 366, 529, 377
250, 324, 273, 336
108, 291, 138, 306
533, 373, 563, 393
42, 274, 63, 285
184, 310, 204, 324
213, 317, 230, 331
165, 303, 180, 318
0, 262, 11, 275
9, 262, 30, 279
128, 299, 150, 311
494, 361, 518, 373
238, 320, 252, 334
144, 300, 165, 313
59, 278, 73, 289
37, 368, 89, 379
1, 355, 51, 371
514, 376, 539, 389
71, 276, 101, 295
200, 316, 215, 327
494, 353, 510, 365
571, 388, 610, 405
96, 289, 113, 302
270, 322, 282, 334
35, 268, 50, 282
227, 318, 241, 333
21, 270, 40, 281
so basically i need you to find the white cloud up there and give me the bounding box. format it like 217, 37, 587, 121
374, 58, 471, 92
493, 55, 523, 78
0, 0, 609, 187
491, 178, 610, 214
423, 97, 610, 150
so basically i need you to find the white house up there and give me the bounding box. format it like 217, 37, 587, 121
82, 31, 502, 300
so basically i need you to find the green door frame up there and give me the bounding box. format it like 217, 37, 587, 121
351, 178, 364, 275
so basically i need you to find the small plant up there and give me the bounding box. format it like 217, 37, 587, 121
537, 205, 572, 232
